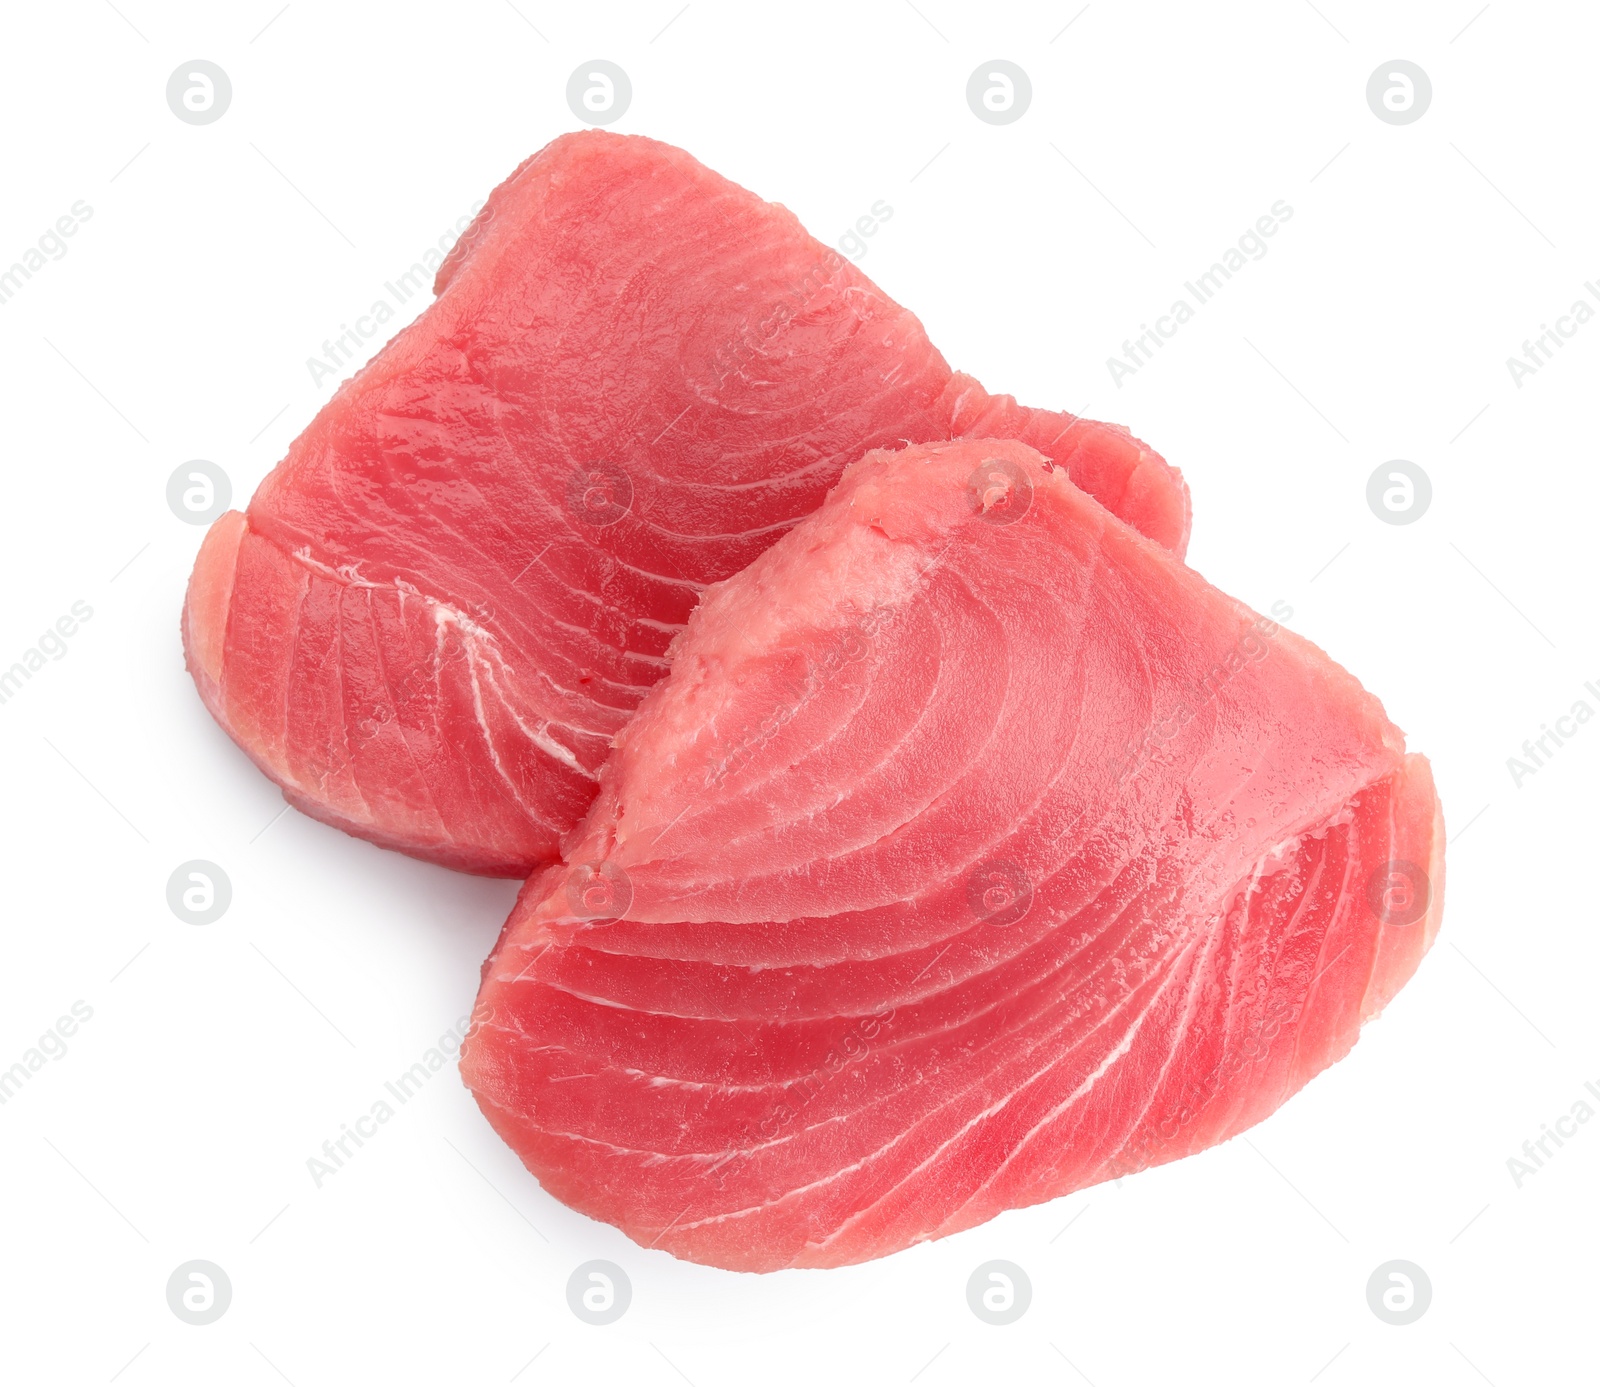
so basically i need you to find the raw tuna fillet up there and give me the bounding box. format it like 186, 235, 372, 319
181, 132, 1189, 877
461, 437, 1443, 1272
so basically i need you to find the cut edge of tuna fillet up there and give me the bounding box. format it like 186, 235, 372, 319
181, 510, 589, 876
461, 436, 1443, 1271
181, 131, 1189, 879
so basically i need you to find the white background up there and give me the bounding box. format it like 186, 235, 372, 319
1, 2, 1595, 1383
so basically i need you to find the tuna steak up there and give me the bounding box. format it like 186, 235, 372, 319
461, 437, 1443, 1272
182, 133, 1189, 875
